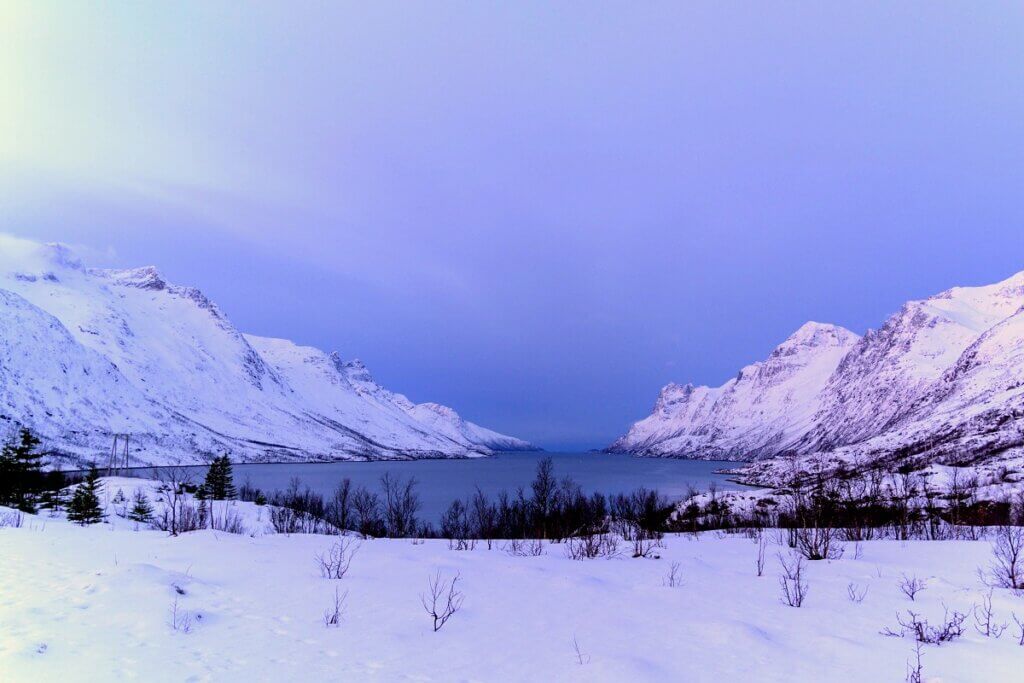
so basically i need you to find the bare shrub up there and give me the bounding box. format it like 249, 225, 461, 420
323, 587, 348, 627
906, 640, 924, 683
847, 582, 868, 603
756, 530, 768, 577
269, 504, 329, 535
352, 486, 384, 538
986, 525, 1024, 591
631, 530, 663, 558
325, 478, 354, 533
1013, 613, 1024, 646
154, 467, 197, 536
610, 488, 671, 557
571, 635, 590, 665
778, 553, 808, 607
882, 606, 968, 644
974, 588, 1007, 638
421, 570, 464, 632
470, 487, 498, 549
170, 596, 193, 633
790, 525, 844, 561
663, 561, 683, 587
503, 538, 545, 557
155, 500, 203, 535
381, 473, 420, 538
565, 533, 620, 560
780, 472, 844, 560
898, 574, 927, 601
269, 506, 298, 534
266, 479, 332, 534
440, 498, 476, 551
0, 510, 25, 528
316, 538, 361, 579
209, 502, 246, 534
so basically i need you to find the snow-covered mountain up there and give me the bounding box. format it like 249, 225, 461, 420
610, 271, 1024, 482
608, 322, 860, 459
0, 235, 533, 467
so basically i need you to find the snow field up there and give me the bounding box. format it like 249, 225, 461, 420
2, 485, 1022, 682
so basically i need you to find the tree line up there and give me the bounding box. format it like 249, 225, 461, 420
242, 456, 677, 544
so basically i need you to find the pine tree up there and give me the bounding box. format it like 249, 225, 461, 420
127, 490, 154, 523
67, 468, 104, 526
219, 455, 237, 500
0, 428, 46, 512
202, 455, 237, 500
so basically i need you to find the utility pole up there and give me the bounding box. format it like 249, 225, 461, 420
107, 434, 131, 476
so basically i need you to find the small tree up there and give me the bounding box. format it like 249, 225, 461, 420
315, 538, 361, 579
986, 525, 1024, 590
127, 489, 154, 524
0, 428, 46, 512
155, 467, 194, 536
530, 457, 557, 538
778, 552, 808, 607
898, 574, 927, 601
325, 478, 354, 532
67, 468, 104, 525
203, 455, 237, 501
380, 473, 420, 538
421, 570, 464, 632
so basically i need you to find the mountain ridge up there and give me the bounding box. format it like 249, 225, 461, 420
609, 271, 1024, 484
0, 235, 534, 467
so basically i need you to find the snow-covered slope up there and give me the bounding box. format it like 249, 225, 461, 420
608, 322, 860, 458
0, 235, 533, 466
798, 272, 1024, 454
611, 271, 1024, 477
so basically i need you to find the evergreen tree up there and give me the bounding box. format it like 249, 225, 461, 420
67, 468, 104, 526
202, 455, 237, 500
218, 455, 237, 499
127, 490, 154, 524
0, 428, 46, 512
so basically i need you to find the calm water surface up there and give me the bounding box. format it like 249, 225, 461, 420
144, 452, 746, 522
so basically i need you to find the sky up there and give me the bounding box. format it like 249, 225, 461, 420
1, 2, 1023, 450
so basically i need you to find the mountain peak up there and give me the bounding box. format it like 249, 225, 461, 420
97, 266, 167, 291
0, 235, 84, 277
781, 321, 858, 347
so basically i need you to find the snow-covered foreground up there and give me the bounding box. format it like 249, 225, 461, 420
2, 494, 1023, 681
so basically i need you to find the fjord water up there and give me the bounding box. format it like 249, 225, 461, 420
149, 452, 745, 522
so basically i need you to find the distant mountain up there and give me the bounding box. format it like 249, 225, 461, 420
609, 272, 1024, 484
0, 235, 533, 467
608, 322, 860, 459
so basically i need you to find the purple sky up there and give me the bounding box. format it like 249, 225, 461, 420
3, 3, 1024, 449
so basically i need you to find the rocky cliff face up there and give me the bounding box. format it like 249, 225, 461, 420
610, 272, 1024, 484
0, 235, 533, 467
